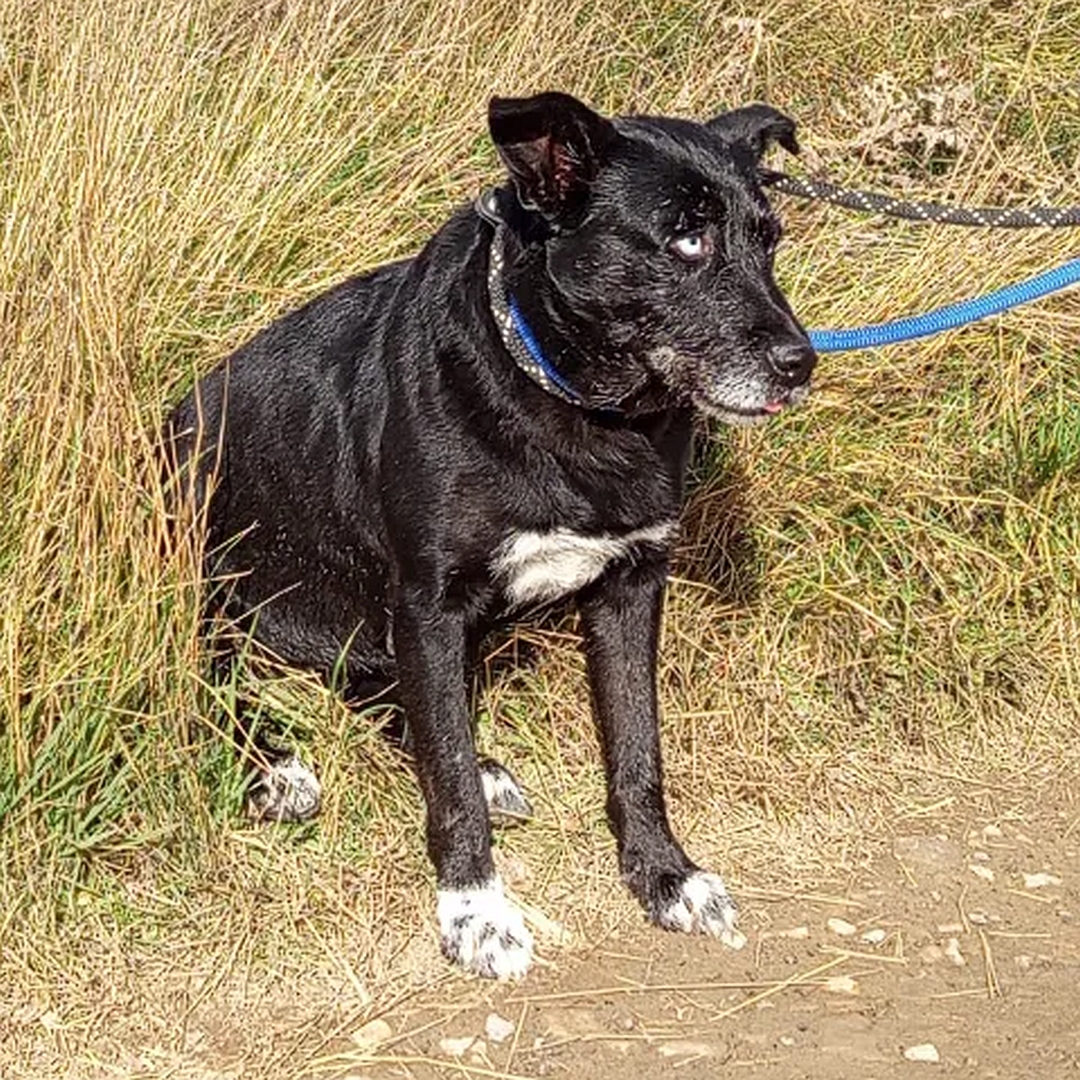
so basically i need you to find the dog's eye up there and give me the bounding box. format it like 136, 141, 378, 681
669, 232, 713, 263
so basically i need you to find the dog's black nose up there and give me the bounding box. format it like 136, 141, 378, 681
767, 340, 816, 386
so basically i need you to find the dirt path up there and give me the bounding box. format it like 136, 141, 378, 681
339, 793, 1079, 1079
5, 781, 1078, 1079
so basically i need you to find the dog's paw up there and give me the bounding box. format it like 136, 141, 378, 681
437, 878, 534, 979
249, 754, 322, 823
656, 870, 746, 949
478, 757, 533, 825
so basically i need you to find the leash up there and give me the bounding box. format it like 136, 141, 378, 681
771, 174, 1080, 229
770, 173, 1080, 352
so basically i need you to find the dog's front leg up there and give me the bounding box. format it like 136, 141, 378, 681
579, 560, 742, 946
393, 587, 533, 978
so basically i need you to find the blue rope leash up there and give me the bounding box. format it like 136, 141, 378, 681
774, 173, 1080, 352
807, 257, 1080, 352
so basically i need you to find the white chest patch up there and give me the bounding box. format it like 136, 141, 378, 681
493, 521, 678, 609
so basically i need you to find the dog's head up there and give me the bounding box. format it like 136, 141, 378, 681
488, 92, 816, 425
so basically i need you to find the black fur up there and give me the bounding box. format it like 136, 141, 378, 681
166, 92, 816, 973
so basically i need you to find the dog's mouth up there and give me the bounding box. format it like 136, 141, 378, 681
698, 383, 811, 428
644, 346, 812, 427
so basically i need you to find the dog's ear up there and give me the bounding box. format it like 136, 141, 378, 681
707, 104, 799, 160
488, 92, 616, 219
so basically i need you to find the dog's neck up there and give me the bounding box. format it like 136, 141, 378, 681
476, 188, 654, 416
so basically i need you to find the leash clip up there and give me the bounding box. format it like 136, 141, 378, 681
475, 186, 505, 227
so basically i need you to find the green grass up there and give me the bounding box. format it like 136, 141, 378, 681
2, 0, 1079, 1073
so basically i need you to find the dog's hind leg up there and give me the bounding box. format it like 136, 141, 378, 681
204, 648, 323, 824
248, 752, 322, 822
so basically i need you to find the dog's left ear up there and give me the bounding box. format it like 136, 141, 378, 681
707, 104, 799, 160
489, 92, 617, 219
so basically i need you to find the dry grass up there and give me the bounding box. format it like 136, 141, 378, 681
2, 0, 1079, 1074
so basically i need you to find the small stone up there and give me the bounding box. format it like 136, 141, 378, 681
823, 974, 859, 995
658, 1040, 713, 1059
351, 1018, 392, 1050
943, 938, 966, 967
967, 910, 989, 925
771, 925, 810, 940
1015, 954, 1033, 971
1022, 872, 1062, 889
972, 850, 991, 862
779, 1035, 796, 1047
827, 917, 858, 937
982, 824, 1004, 840
38, 1011, 62, 1032
936, 922, 964, 934
861, 928, 887, 945
722, 927, 748, 950
439, 1036, 477, 1058
485, 1013, 515, 1044
969, 864, 994, 883
904, 1042, 941, 1063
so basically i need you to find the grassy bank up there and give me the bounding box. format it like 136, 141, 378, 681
1, 0, 1078, 1073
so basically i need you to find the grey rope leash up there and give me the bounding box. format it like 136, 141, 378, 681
771, 174, 1080, 228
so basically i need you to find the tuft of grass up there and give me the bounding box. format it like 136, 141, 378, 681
2, 0, 1079, 1073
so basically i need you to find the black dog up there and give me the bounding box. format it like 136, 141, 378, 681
167, 91, 815, 978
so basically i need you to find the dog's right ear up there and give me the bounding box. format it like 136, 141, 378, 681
488, 92, 616, 219
707, 104, 800, 160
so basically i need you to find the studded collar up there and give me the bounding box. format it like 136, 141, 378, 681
475, 188, 634, 414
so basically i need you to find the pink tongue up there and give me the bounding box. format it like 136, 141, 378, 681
763, 401, 785, 414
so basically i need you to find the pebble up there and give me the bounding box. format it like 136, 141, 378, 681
827, 917, 858, 937
936, 922, 964, 934
1023, 871, 1062, 889
972, 850, 991, 862
943, 938, 966, 967
350, 1018, 392, 1051
982, 824, 1004, 840
771, 925, 810, 940
861, 927, 887, 945
823, 974, 859, 995
439, 1036, 477, 1058
969, 864, 995, 883
722, 927, 749, 950
904, 1042, 941, 1063
918, 944, 944, 964
657, 1039, 714, 1059
485, 1013, 515, 1044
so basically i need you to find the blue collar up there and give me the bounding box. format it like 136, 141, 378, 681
477, 188, 631, 414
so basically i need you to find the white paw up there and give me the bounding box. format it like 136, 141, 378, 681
658, 871, 746, 949
249, 754, 321, 823
437, 878, 534, 979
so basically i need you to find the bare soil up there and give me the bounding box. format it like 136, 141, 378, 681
4, 778, 1077, 1079
342, 787, 1080, 1080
